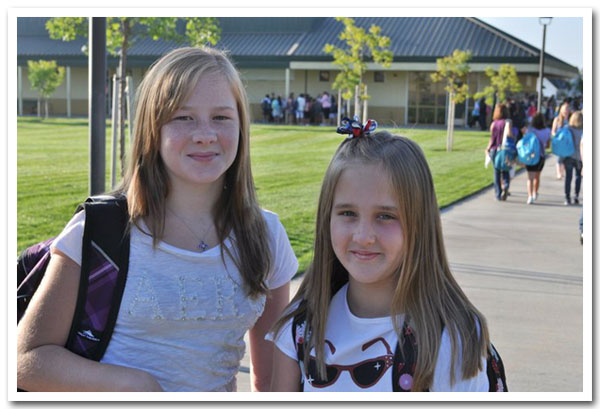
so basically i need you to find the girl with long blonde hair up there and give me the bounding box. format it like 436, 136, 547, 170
552, 101, 572, 180
269, 119, 503, 392
17, 47, 297, 392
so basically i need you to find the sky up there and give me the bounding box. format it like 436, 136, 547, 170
479, 17, 583, 72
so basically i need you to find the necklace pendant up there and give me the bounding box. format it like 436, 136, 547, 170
199, 241, 208, 252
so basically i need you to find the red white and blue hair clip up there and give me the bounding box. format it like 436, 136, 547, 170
336, 116, 378, 139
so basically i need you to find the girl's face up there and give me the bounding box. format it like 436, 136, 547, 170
160, 72, 240, 190
330, 163, 405, 291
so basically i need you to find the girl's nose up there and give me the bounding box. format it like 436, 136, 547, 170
353, 221, 376, 245
191, 123, 218, 144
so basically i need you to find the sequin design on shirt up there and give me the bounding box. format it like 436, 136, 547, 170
125, 266, 264, 322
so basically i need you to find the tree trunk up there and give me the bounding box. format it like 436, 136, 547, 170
354, 84, 360, 119
447, 92, 455, 152
44, 98, 49, 120
362, 84, 368, 124
117, 18, 130, 179
337, 88, 342, 127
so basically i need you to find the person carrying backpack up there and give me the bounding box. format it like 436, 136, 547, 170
551, 102, 571, 180
267, 118, 507, 392
16, 46, 298, 392
563, 111, 583, 205
485, 104, 515, 201
521, 113, 551, 204
261, 94, 272, 123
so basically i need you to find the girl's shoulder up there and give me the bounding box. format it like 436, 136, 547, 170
49, 210, 87, 265
259, 208, 299, 288
430, 326, 488, 391
260, 208, 289, 242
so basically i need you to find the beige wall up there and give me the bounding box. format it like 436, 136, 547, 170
21, 66, 88, 100
22, 64, 539, 126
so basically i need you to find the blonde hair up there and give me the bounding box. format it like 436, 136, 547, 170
273, 131, 489, 391
569, 110, 583, 129
118, 46, 270, 297
558, 102, 571, 124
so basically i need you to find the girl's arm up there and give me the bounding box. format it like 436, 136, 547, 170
17, 251, 163, 392
248, 282, 290, 391
551, 117, 559, 136
270, 344, 302, 391
485, 123, 494, 153
505, 119, 513, 136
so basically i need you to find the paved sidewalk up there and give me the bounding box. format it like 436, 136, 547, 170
237, 154, 584, 392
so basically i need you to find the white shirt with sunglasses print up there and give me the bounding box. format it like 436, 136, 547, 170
268, 283, 488, 391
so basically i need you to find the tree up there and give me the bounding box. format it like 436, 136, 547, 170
46, 17, 221, 178
474, 64, 522, 108
431, 49, 471, 152
27, 60, 65, 120
324, 17, 393, 122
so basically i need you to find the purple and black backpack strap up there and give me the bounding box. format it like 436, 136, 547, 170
64, 194, 130, 361
391, 322, 508, 392
487, 343, 508, 392
17, 238, 56, 322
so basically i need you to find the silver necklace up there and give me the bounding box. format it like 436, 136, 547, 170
167, 208, 214, 252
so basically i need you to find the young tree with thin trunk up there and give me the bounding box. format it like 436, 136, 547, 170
46, 17, 221, 178
324, 17, 392, 123
27, 60, 65, 120
431, 49, 472, 152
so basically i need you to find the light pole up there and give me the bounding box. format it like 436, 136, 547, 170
537, 17, 552, 113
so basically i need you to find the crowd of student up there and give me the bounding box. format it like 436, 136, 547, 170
483, 95, 583, 201
260, 91, 340, 126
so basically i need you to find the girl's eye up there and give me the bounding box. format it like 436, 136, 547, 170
213, 115, 230, 121
378, 213, 396, 220
339, 210, 356, 217
173, 115, 193, 121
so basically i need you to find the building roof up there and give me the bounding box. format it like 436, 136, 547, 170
17, 16, 579, 76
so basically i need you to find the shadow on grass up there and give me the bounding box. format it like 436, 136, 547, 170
18, 118, 90, 127
429, 147, 469, 152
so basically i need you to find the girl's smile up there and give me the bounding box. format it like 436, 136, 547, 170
187, 151, 219, 162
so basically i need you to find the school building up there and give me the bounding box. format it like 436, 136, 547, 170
16, 17, 579, 126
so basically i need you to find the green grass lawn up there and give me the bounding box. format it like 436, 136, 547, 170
17, 117, 494, 273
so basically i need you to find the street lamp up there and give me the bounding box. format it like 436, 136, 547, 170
537, 17, 553, 112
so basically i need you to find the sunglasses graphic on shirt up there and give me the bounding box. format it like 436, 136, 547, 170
305, 337, 394, 389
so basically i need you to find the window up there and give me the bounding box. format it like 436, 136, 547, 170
319, 71, 330, 82
374, 71, 385, 82
406, 72, 449, 125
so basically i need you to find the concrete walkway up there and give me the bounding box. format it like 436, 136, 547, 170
237, 154, 584, 392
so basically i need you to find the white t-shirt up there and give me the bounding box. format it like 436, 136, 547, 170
51, 208, 298, 392
268, 283, 488, 392
296, 96, 306, 112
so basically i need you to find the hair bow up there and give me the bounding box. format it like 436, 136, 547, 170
336, 116, 378, 139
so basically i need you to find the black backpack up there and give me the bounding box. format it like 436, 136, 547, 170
291, 301, 507, 392
17, 195, 130, 364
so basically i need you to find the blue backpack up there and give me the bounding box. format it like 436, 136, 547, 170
516, 132, 541, 166
494, 138, 517, 172
552, 127, 575, 158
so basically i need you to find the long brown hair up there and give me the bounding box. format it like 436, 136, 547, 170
118, 46, 270, 298
273, 131, 489, 391
492, 103, 509, 121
